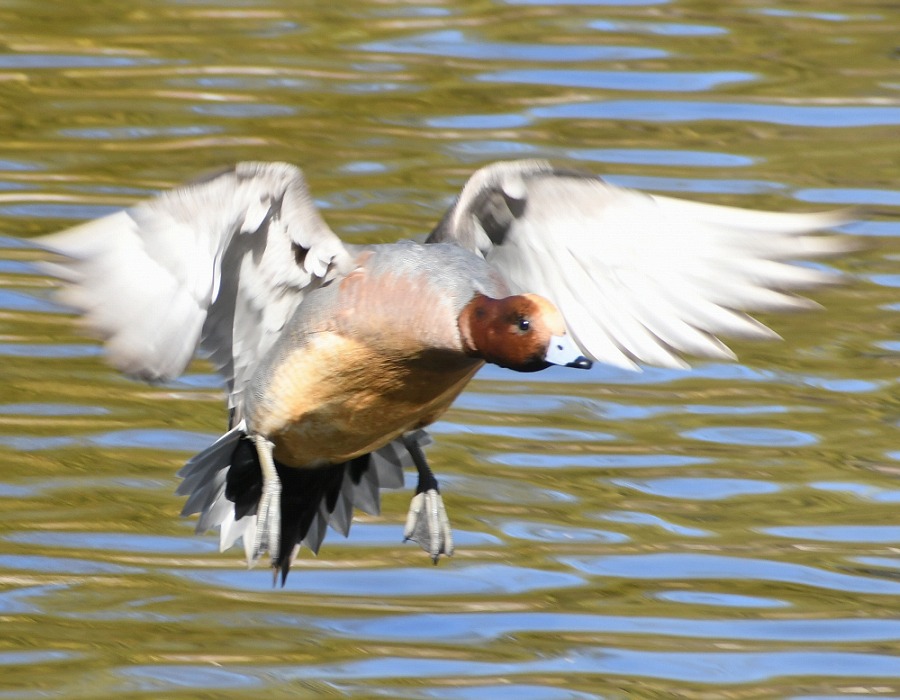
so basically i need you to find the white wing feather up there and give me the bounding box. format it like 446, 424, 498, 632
38, 162, 352, 410
431, 160, 851, 370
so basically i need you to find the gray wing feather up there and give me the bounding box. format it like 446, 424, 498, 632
37, 162, 352, 411
428, 160, 853, 370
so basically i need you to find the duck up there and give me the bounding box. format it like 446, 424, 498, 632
36, 159, 850, 584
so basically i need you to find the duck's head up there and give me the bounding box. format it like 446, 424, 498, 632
459, 293, 592, 373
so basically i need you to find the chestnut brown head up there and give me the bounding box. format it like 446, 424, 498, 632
458, 293, 592, 372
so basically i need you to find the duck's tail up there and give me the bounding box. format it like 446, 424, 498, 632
176, 425, 428, 584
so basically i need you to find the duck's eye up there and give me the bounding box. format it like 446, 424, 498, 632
517, 317, 530, 332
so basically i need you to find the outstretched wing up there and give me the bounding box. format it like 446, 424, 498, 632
427, 160, 852, 370
38, 161, 352, 410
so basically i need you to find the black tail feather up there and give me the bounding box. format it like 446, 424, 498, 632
179, 428, 432, 585
207, 430, 431, 584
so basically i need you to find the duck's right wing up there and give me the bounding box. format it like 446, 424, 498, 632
38, 162, 353, 408
428, 160, 853, 371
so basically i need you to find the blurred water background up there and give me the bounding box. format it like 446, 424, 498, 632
0, 0, 899, 697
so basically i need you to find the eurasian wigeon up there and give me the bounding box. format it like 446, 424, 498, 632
37, 159, 849, 583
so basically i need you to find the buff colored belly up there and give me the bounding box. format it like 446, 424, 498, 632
252, 331, 480, 468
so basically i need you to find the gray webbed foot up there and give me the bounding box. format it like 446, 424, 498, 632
403, 488, 454, 562
400, 433, 454, 562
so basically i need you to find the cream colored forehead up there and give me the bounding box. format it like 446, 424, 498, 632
521, 293, 566, 335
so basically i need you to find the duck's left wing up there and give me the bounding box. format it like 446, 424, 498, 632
427, 160, 853, 370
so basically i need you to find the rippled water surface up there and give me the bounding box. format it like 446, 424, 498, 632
1, 1, 899, 697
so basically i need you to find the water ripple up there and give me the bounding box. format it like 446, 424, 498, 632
499, 521, 629, 543
0, 554, 140, 576
597, 511, 711, 537
567, 147, 754, 167
0, 54, 161, 69
655, 590, 788, 608
562, 553, 900, 595
174, 563, 586, 597
488, 453, 709, 469
321, 611, 900, 643
763, 526, 900, 544
0, 429, 214, 452
480, 69, 754, 92
531, 100, 900, 127
683, 426, 818, 447
177, 648, 900, 684
612, 477, 781, 500
360, 30, 664, 62
4, 531, 219, 554
0, 289, 67, 313
588, 19, 727, 35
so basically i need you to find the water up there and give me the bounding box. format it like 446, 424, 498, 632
1, 0, 899, 697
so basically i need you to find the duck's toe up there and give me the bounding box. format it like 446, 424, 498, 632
403, 489, 454, 562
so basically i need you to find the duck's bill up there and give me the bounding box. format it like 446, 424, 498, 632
546, 334, 592, 369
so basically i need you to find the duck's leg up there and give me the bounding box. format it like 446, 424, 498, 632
401, 434, 454, 562
250, 434, 281, 563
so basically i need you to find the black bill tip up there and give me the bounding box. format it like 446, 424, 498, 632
567, 356, 593, 370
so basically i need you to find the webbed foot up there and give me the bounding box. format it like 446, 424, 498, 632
403, 488, 454, 562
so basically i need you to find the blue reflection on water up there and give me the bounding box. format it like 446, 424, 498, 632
118, 665, 262, 693
361, 30, 665, 61
612, 477, 780, 500
0, 203, 118, 220
589, 19, 726, 35
531, 100, 900, 127
4, 531, 218, 554
605, 174, 785, 194
0, 54, 161, 69
0, 429, 215, 452
426, 114, 532, 129
0, 650, 77, 666
683, 426, 818, 447
488, 453, 709, 469
320, 611, 899, 643
795, 187, 900, 207
0, 403, 108, 416
568, 147, 754, 167
59, 125, 219, 140
597, 510, 710, 537
0, 584, 70, 615
762, 525, 900, 544
499, 521, 629, 544
754, 8, 852, 21
0, 554, 140, 575
218, 647, 900, 684
812, 482, 900, 503
561, 553, 900, 595
175, 563, 585, 597
480, 69, 754, 92
0, 289, 67, 312
655, 590, 788, 608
